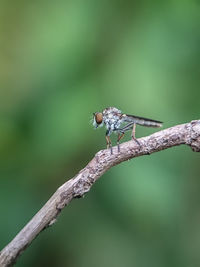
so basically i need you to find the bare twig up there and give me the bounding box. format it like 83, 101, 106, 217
0, 120, 200, 266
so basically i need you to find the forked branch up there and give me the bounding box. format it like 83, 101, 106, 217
0, 120, 200, 266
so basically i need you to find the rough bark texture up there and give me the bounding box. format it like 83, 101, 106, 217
0, 120, 200, 266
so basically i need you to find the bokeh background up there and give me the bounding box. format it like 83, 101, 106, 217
0, 1, 200, 266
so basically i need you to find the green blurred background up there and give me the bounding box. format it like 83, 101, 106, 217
0, 0, 200, 266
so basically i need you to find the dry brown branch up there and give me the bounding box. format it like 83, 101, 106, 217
0, 120, 200, 266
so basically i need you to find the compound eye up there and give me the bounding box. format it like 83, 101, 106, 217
95, 113, 103, 124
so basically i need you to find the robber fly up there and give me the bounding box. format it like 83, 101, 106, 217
93, 107, 163, 154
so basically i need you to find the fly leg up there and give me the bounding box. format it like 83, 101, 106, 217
116, 122, 140, 147
105, 131, 112, 154
117, 132, 124, 152
131, 123, 140, 146
114, 123, 134, 152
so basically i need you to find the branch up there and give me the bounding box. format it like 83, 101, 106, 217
0, 120, 200, 266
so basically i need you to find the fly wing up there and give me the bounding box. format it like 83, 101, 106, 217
122, 114, 163, 128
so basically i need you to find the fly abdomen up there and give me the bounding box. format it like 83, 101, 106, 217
139, 119, 162, 127
124, 114, 163, 128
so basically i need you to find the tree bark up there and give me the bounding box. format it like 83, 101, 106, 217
0, 120, 200, 266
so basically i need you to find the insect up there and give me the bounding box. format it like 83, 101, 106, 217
93, 107, 163, 154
